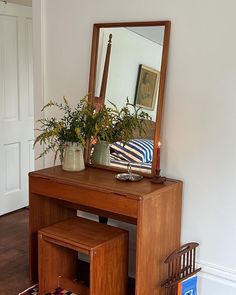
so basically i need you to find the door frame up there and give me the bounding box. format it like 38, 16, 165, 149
32, 0, 45, 170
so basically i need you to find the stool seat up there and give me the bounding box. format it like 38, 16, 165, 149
38, 217, 128, 295
40, 217, 127, 254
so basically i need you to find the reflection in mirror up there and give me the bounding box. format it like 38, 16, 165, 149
88, 22, 170, 176
95, 26, 164, 122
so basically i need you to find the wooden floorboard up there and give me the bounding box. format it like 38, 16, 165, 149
0, 208, 35, 295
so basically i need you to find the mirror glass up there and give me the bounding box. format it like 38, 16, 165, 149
95, 26, 164, 121
88, 22, 170, 176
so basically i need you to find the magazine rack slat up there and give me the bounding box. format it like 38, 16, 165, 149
161, 242, 201, 295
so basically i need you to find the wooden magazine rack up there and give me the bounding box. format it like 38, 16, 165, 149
162, 242, 201, 295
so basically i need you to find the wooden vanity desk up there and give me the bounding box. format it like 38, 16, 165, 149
29, 165, 182, 295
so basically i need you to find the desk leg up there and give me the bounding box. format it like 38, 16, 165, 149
135, 184, 182, 295
29, 193, 76, 280
99, 216, 108, 224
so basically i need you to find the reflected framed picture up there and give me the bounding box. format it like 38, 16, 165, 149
134, 64, 160, 110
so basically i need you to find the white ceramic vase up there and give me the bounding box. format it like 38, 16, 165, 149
91, 140, 110, 166
62, 142, 85, 171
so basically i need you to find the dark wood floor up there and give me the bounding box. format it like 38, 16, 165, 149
0, 208, 35, 295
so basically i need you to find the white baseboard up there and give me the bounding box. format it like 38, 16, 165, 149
198, 260, 236, 286
195, 261, 236, 295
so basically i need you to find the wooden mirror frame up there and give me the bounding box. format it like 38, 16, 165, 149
87, 21, 171, 177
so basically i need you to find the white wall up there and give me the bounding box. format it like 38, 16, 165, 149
33, 0, 236, 293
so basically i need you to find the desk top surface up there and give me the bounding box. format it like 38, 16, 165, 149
30, 166, 181, 199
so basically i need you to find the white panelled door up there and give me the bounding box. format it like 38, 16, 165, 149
0, 3, 34, 215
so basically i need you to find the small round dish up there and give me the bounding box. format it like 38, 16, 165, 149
129, 173, 143, 182
115, 173, 143, 182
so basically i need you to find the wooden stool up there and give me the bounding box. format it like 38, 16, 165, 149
38, 217, 128, 295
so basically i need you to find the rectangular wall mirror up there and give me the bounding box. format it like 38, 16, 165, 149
87, 21, 170, 177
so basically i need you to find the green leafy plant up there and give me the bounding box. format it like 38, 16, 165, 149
34, 95, 90, 163
34, 96, 151, 163
108, 99, 151, 143
87, 99, 151, 144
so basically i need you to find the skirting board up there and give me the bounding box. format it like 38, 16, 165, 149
198, 276, 236, 295
197, 260, 236, 286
